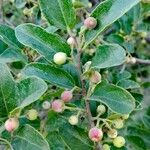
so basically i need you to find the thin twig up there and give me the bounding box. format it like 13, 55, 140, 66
135, 58, 150, 65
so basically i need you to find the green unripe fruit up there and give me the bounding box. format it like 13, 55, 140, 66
68, 115, 78, 125
113, 136, 126, 148
26, 109, 38, 121
113, 119, 124, 129
103, 144, 110, 150
42, 101, 51, 110
97, 104, 106, 115
53, 52, 67, 65
107, 129, 118, 138
122, 114, 129, 120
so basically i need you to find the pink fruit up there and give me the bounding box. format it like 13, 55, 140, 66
4, 118, 19, 132
51, 100, 64, 113
88, 127, 103, 142
61, 90, 73, 102
84, 17, 97, 29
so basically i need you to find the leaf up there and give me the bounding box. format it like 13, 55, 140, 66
90, 82, 135, 114
0, 24, 23, 49
11, 124, 50, 150
0, 63, 17, 117
0, 138, 14, 150
15, 24, 71, 61
116, 71, 131, 81
0, 48, 27, 63
46, 112, 93, 150
84, 0, 140, 47
117, 79, 140, 89
0, 63, 47, 117
39, 0, 76, 30
91, 44, 126, 69
22, 63, 75, 89
16, 77, 48, 108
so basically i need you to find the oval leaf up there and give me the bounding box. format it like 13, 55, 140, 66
22, 63, 75, 89
0, 24, 23, 49
84, 0, 140, 48
39, 0, 76, 30
91, 44, 126, 69
0, 63, 17, 117
90, 82, 135, 114
15, 24, 71, 61
11, 125, 50, 150
16, 77, 48, 108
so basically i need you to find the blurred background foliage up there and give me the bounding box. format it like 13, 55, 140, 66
0, 0, 150, 149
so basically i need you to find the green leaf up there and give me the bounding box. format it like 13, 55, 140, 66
11, 124, 50, 150
39, 0, 76, 30
0, 24, 23, 49
46, 112, 93, 150
116, 71, 131, 81
0, 63, 47, 117
0, 48, 27, 63
117, 79, 140, 89
15, 24, 71, 61
91, 44, 126, 69
0, 63, 17, 118
16, 77, 48, 108
84, 0, 140, 48
22, 63, 75, 89
0, 138, 14, 150
90, 82, 135, 114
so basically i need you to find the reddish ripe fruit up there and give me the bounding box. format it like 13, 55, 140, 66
51, 100, 64, 113
90, 71, 101, 84
4, 118, 19, 132
88, 127, 103, 142
61, 90, 73, 102
84, 17, 97, 29
67, 37, 76, 47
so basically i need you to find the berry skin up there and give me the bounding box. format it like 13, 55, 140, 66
53, 52, 67, 65
113, 119, 124, 129
97, 104, 106, 115
107, 129, 118, 139
68, 115, 78, 125
90, 71, 101, 84
103, 144, 110, 150
88, 127, 103, 142
4, 118, 19, 132
61, 90, 73, 102
130, 57, 136, 64
51, 100, 64, 113
26, 109, 38, 121
84, 17, 97, 30
113, 136, 126, 148
42, 101, 51, 110
67, 37, 76, 47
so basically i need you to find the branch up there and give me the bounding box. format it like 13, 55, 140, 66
135, 58, 150, 65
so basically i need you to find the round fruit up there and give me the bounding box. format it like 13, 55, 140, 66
113, 136, 126, 148
107, 129, 118, 139
97, 104, 106, 115
51, 100, 64, 113
53, 52, 67, 65
42, 101, 51, 110
89, 71, 101, 84
61, 90, 73, 102
4, 118, 19, 132
26, 109, 38, 121
88, 127, 103, 142
103, 144, 110, 150
130, 57, 136, 64
84, 17, 97, 29
67, 37, 76, 47
113, 119, 124, 129
68, 115, 78, 125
